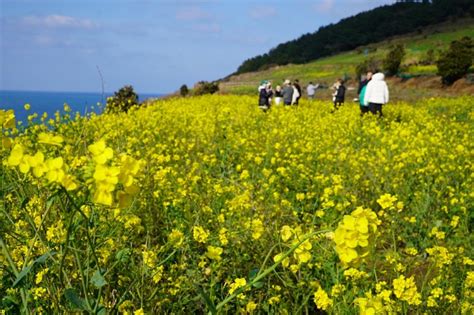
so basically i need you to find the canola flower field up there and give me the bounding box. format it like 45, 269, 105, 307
1, 95, 473, 314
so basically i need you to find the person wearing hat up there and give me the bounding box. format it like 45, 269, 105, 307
259, 81, 273, 111
282, 79, 293, 106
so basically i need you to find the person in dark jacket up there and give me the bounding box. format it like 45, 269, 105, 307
293, 79, 302, 105
258, 82, 273, 111
333, 79, 346, 110
282, 79, 294, 106
357, 71, 373, 95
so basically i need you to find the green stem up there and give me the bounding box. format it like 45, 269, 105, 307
73, 247, 93, 312
215, 229, 330, 311
1, 237, 29, 314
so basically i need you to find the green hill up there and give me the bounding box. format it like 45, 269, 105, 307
219, 20, 474, 102
236, 0, 474, 74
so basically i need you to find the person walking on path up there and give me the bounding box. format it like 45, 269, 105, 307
293, 79, 302, 105
306, 82, 318, 100
333, 79, 346, 110
358, 72, 372, 115
282, 79, 294, 106
364, 72, 389, 117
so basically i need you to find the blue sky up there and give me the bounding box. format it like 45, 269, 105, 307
1, 0, 394, 94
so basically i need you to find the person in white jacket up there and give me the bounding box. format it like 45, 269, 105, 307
363, 72, 389, 117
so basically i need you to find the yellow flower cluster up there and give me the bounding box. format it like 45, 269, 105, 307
334, 207, 380, 266
313, 287, 333, 311
392, 275, 421, 306
228, 278, 247, 295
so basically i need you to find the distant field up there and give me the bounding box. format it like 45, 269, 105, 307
220, 20, 474, 97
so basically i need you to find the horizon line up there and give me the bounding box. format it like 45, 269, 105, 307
0, 88, 168, 95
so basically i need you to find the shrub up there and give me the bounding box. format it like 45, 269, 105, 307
106, 85, 139, 113
383, 44, 405, 76
193, 81, 219, 96
355, 57, 381, 80
180, 84, 189, 97
436, 36, 473, 85
419, 49, 437, 65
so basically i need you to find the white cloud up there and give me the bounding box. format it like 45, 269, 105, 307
249, 6, 277, 19
192, 23, 221, 33
176, 6, 212, 21
22, 15, 98, 29
313, 0, 335, 12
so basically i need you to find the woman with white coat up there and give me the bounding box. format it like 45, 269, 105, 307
363, 72, 389, 117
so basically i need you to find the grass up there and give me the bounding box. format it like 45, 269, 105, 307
220, 20, 474, 96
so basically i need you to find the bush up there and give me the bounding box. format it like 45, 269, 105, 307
436, 36, 473, 85
180, 84, 189, 97
106, 85, 139, 113
383, 44, 405, 76
419, 49, 437, 65
355, 57, 381, 80
193, 81, 219, 96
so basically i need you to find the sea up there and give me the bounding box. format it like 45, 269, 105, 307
0, 90, 164, 124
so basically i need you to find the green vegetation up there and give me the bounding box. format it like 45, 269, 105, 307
180, 84, 189, 97
193, 81, 220, 96
220, 22, 474, 96
437, 36, 474, 85
105, 85, 139, 113
383, 44, 406, 76
236, 0, 474, 74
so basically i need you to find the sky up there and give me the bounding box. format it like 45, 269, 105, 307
1, 0, 394, 94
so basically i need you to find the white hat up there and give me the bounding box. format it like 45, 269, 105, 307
284, 79, 291, 85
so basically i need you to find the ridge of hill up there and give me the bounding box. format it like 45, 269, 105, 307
219, 19, 474, 102
236, 0, 474, 75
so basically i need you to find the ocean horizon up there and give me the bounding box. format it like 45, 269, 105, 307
0, 90, 165, 124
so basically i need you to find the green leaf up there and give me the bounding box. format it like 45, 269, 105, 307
12, 251, 56, 287
252, 281, 264, 289
249, 268, 259, 280
196, 286, 217, 314
91, 270, 107, 288
115, 248, 131, 263
64, 288, 88, 311
12, 264, 33, 288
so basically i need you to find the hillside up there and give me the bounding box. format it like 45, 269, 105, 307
219, 20, 474, 102
236, 0, 474, 74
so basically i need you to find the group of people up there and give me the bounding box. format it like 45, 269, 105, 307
258, 71, 389, 116
258, 79, 304, 110
331, 71, 390, 116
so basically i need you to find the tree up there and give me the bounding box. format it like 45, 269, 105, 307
355, 57, 381, 80
436, 36, 473, 85
180, 84, 189, 97
106, 85, 139, 113
193, 81, 219, 96
420, 49, 436, 65
383, 44, 405, 76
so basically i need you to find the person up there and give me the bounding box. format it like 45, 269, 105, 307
292, 83, 300, 105
274, 85, 283, 105
358, 72, 372, 115
333, 79, 346, 110
293, 79, 302, 105
307, 81, 318, 100
358, 72, 373, 95
258, 81, 273, 111
282, 79, 293, 106
364, 72, 389, 117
